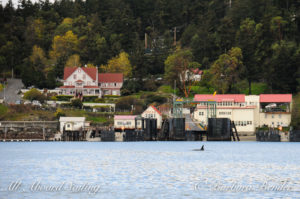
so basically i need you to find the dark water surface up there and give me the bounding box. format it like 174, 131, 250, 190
0, 142, 299, 198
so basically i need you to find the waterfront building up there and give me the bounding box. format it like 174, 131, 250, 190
59, 67, 123, 97
114, 105, 163, 131
114, 115, 137, 131
59, 117, 89, 133
141, 105, 162, 129
193, 94, 292, 134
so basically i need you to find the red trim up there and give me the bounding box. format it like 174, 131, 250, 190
151, 105, 162, 115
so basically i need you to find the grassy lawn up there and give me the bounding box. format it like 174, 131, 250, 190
0, 104, 8, 119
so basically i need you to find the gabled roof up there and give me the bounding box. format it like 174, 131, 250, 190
194, 94, 245, 102
151, 105, 162, 115
63, 67, 77, 80
82, 67, 97, 81
98, 73, 123, 83
260, 94, 292, 103
63, 67, 97, 81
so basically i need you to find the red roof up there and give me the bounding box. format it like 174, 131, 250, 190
63, 67, 77, 80
151, 105, 162, 115
98, 73, 123, 83
63, 67, 97, 81
194, 94, 245, 102
82, 67, 97, 81
260, 94, 292, 103
60, 86, 75, 88
192, 68, 203, 75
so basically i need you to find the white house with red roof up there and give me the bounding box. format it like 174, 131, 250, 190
259, 94, 292, 128
141, 105, 162, 129
193, 94, 292, 134
98, 73, 123, 96
114, 105, 163, 132
58, 67, 123, 97
181, 68, 203, 82
114, 115, 138, 131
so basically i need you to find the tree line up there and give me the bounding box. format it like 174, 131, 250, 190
0, 0, 299, 94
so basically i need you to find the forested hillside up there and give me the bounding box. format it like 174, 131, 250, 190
0, 0, 299, 94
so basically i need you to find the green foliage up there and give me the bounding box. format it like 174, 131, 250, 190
0, 0, 300, 94
239, 82, 269, 95
71, 98, 83, 109
189, 86, 214, 96
50, 96, 57, 101
103, 95, 121, 98
0, 104, 8, 119
121, 79, 143, 96
56, 95, 73, 101
23, 88, 46, 102
0, 84, 3, 92
144, 95, 167, 106
55, 108, 65, 119
209, 47, 244, 94
116, 96, 143, 111
157, 85, 174, 94
82, 96, 98, 102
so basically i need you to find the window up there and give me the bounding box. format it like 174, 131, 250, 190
199, 112, 204, 116
126, 121, 131, 125
117, 122, 123, 125
73, 74, 77, 79
265, 114, 267, 118
272, 115, 274, 118
114, 83, 117, 86
83, 74, 86, 79
279, 114, 281, 118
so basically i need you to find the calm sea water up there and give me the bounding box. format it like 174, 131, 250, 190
0, 142, 300, 199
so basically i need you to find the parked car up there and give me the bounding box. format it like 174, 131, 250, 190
32, 100, 42, 107
24, 100, 31, 105
15, 100, 22, 105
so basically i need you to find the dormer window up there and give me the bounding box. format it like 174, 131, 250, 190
74, 74, 77, 79
78, 69, 81, 73
83, 74, 86, 79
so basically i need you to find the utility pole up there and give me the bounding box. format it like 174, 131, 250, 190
145, 33, 148, 49
174, 27, 177, 46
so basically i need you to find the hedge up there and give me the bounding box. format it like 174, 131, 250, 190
56, 95, 73, 101
82, 96, 99, 102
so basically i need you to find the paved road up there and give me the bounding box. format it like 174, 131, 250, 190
184, 114, 205, 131
0, 78, 24, 104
